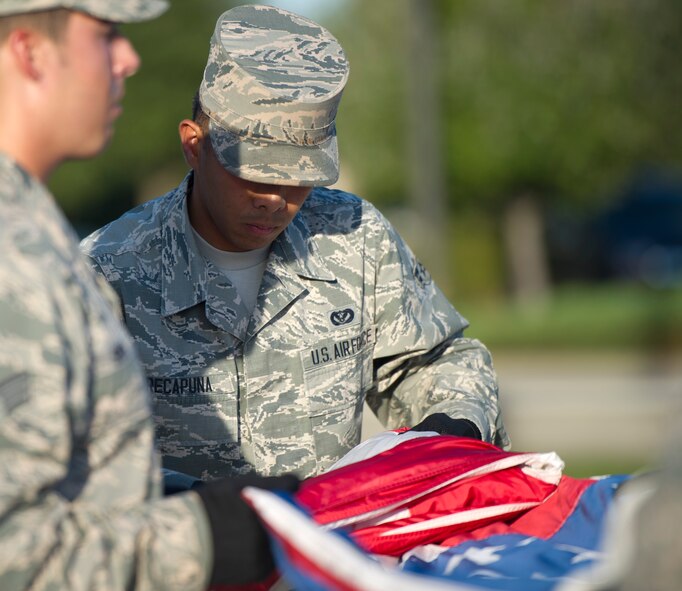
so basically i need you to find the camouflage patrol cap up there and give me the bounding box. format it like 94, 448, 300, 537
199, 4, 349, 187
0, 0, 168, 22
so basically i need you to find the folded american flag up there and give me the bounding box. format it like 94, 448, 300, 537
242, 432, 630, 591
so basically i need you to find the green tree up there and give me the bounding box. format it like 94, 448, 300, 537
445, 0, 682, 301
334, 0, 682, 301
331, 1, 411, 207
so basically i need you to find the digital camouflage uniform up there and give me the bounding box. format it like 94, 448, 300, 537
0, 1, 214, 589
81, 4, 509, 483
81, 177, 510, 481
0, 154, 211, 591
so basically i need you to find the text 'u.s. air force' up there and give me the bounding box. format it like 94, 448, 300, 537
309, 328, 375, 367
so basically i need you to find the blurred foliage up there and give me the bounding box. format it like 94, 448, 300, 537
334, 0, 682, 212
331, 0, 682, 315
330, 2, 411, 206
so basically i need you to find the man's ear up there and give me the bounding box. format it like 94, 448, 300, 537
6, 28, 52, 80
178, 119, 205, 169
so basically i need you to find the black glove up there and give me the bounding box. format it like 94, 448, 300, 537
193, 473, 299, 586
408, 413, 482, 439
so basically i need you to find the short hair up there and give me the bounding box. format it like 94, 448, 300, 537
0, 9, 71, 45
191, 90, 210, 133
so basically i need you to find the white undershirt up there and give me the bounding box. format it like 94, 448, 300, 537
186, 203, 269, 313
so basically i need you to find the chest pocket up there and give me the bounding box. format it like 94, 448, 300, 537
149, 370, 242, 479
301, 327, 375, 469
302, 327, 375, 406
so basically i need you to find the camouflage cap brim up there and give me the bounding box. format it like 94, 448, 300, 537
208, 118, 339, 187
0, 0, 168, 23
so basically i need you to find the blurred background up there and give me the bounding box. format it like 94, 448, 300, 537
52, 0, 682, 476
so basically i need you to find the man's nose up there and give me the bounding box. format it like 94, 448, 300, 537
252, 189, 286, 213
113, 37, 141, 79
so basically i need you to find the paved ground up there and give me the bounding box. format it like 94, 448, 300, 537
362, 350, 682, 471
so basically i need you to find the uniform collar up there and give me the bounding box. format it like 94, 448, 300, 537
160, 174, 207, 317
273, 201, 336, 283
160, 174, 335, 320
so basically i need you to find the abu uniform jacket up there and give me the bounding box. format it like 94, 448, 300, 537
81, 173, 509, 481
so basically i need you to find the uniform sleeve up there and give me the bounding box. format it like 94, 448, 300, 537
0, 270, 212, 590
366, 209, 510, 450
